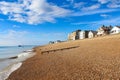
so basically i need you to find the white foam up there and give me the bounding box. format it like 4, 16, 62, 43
0, 49, 36, 80
0, 62, 22, 80
17, 51, 35, 62
18, 52, 30, 58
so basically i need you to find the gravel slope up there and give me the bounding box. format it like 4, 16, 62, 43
8, 34, 120, 80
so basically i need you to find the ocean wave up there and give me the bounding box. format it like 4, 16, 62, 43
18, 51, 32, 58
16, 50, 35, 62
0, 49, 35, 80
0, 62, 22, 80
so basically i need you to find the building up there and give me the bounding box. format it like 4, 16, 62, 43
49, 40, 63, 44
68, 32, 76, 40
88, 30, 97, 38
68, 30, 81, 40
55, 40, 63, 43
97, 25, 112, 36
111, 26, 120, 34
79, 30, 89, 39
49, 41, 54, 44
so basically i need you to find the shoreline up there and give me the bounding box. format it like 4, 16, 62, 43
0, 62, 22, 80
7, 34, 120, 80
0, 49, 36, 80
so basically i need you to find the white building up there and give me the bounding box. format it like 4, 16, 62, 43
68, 33, 76, 40
111, 26, 120, 34
68, 30, 81, 40
79, 30, 89, 39
97, 25, 112, 36
88, 31, 97, 38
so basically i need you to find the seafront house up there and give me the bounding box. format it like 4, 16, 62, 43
110, 26, 120, 34
79, 30, 89, 39
68, 32, 76, 40
55, 40, 63, 43
68, 30, 81, 40
49, 40, 63, 44
88, 30, 97, 38
68, 25, 114, 40
97, 25, 112, 36
49, 41, 54, 44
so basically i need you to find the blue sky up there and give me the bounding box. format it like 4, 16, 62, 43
0, 0, 120, 46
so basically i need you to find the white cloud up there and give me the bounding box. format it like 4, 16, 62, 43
98, 0, 110, 4
73, 17, 120, 26
72, 17, 120, 31
82, 4, 100, 11
67, 0, 74, 4
97, 0, 120, 8
107, 0, 120, 8
74, 2, 85, 9
0, 30, 67, 46
97, 17, 120, 25
100, 14, 110, 18
0, 0, 119, 25
0, 30, 28, 46
41, 32, 65, 37
108, 4, 120, 8
13, 25, 20, 28
0, 0, 71, 24
0, 30, 45, 46
72, 9, 118, 16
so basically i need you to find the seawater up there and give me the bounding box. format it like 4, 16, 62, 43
0, 45, 36, 80
0, 46, 35, 58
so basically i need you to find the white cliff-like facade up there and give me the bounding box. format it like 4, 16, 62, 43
111, 26, 120, 34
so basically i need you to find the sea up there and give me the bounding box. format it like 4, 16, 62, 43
0, 45, 36, 80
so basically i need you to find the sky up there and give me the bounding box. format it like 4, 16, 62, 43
0, 0, 120, 46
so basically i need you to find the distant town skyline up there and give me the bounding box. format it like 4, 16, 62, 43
0, 0, 120, 46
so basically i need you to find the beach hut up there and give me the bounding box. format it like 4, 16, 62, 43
68, 30, 81, 40
79, 30, 89, 39
88, 31, 97, 38
110, 26, 120, 34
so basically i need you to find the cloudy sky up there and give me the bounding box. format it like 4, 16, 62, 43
0, 0, 120, 46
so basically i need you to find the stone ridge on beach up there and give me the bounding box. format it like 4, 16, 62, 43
8, 56, 18, 59
8, 34, 120, 80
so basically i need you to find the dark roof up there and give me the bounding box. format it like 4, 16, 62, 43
116, 26, 120, 28
81, 30, 89, 32
72, 29, 81, 33
89, 30, 97, 34
76, 30, 81, 32
99, 26, 112, 31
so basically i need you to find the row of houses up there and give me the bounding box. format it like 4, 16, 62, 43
68, 25, 120, 40
49, 40, 64, 44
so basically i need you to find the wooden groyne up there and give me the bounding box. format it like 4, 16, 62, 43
41, 46, 79, 54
